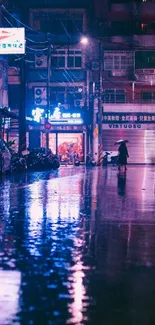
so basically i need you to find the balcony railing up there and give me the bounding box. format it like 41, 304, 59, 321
102, 98, 155, 104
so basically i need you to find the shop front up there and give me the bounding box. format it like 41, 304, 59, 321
102, 113, 155, 164
41, 128, 86, 162
27, 107, 87, 163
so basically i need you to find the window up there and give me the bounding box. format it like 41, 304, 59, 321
50, 87, 65, 104
67, 51, 82, 68
103, 89, 115, 103
116, 90, 126, 103
52, 56, 65, 68
141, 23, 155, 34
141, 91, 155, 103
135, 51, 155, 69
102, 89, 126, 103
111, 21, 132, 35
114, 56, 119, 69
67, 87, 83, 105
104, 52, 134, 71
67, 56, 74, 68
35, 12, 83, 34
52, 49, 82, 69
121, 56, 127, 69
49, 86, 84, 106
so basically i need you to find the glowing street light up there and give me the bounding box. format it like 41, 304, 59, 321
80, 36, 89, 45
80, 34, 103, 165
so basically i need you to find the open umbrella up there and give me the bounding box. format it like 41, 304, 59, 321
114, 140, 129, 145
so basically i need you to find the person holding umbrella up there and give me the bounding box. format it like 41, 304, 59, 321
115, 140, 129, 171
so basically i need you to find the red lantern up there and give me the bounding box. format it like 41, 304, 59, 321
44, 122, 51, 130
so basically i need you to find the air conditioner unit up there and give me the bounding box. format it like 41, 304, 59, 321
74, 99, 83, 107
34, 87, 47, 106
35, 54, 47, 68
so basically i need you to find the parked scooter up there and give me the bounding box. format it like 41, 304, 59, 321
11, 153, 26, 173
86, 153, 96, 167
102, 151, 118, 166
26, 148, 60, 171
74, 159, 80, 166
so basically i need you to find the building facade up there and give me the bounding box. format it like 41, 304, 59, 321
6, 0, 92, 161
4, 0, 155, 163
91, 0, 155, 164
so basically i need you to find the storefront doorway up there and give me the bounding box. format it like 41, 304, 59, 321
41, 132, 85, 163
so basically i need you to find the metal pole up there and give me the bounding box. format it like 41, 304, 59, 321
98, 41, 103, 166
46, 34, 51, 149
19, 59, 26, 153
0, 8, 3, 140
0, 109, 2, 139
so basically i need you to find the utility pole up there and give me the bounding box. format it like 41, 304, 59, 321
46, 33, 52, 149
0, 5, 2, 140
19, 59, 26, 153
97, 41, 103, 165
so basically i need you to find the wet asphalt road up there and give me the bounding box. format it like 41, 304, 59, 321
1, 165, 155, 325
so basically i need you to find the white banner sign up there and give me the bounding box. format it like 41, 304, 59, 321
0, 28, 25, 54
102, 124, 155, 130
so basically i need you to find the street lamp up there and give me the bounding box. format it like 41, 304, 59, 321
80, 35, 103, 165
80, 36, 89, 45
46, 33, 52, 149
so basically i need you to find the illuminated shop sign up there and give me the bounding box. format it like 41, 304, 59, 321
102, 124, 155, 130
32, 107, 44, 123
49, 107, 83, 125
0, 28, 25, 54
29, 107, 84, 125
102, 113, 155, 123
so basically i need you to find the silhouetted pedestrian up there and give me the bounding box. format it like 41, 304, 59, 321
118, 142, 129, 171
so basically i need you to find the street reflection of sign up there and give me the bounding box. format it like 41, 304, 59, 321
102, 113, 155, 123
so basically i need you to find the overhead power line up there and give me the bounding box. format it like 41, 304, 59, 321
26, 46, 48, 51
3, 16, 49, 52
2, 4, 154, 94
1, 5, 43, 34
2, 4, 154, 50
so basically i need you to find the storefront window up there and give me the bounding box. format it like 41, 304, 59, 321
58, 133, 84, 162
41, 132, 84, 162
41, 133, 56, 154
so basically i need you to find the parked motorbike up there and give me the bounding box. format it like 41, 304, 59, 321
102, 151, 118, 166
52, 155, 60, 170
26, 148, 60, 171
11, 153, 26, 173
86, 154, 96, 167
74, 159, 80, 166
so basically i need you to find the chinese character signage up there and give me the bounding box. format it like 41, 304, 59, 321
102, 113, 155, 123
0, 28, 25, 54
28, 106, 86, 125
48, 107, 84, 125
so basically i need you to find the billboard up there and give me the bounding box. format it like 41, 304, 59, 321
0, 28, 25, 54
